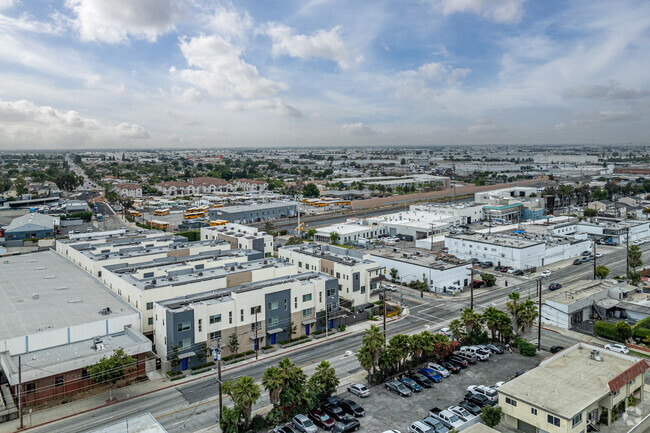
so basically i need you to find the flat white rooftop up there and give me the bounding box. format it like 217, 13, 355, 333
0, 250, 137, 340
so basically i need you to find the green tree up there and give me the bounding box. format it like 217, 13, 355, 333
309, 361, 339, 398
506, 292, 521, 336
628, 244, 642, 270
264, 221, 276, 236
496, 312, 513, 343
400, 158, 406, 165
13, 175, 27, 195
593, 189, 608, 200
302, 183, 320, 198
284, 321, 297, 340
169, 346, 180, 372
583, 208, 597, 218
286, 236, 304, 245
481, 273, 496, 287
262, 366, 283, 405
223, 376, 261, 423
482, 307, 501, 341
389, 268, 399, 282
448, 319, 464, 342
329, 231, 339, 244
87, 347, 135, 401
219, 405, 241, 433
388, 334, 411, 370
481, 405, 503, 427
617, 321, 632, 341
227, 333, 239, 357
643, 207, 650, 218
357, 325, 384, 383
518, 299, 538, 334
460, 308, 483, 334
595, 265, 610, 280
306, 228, 317, 239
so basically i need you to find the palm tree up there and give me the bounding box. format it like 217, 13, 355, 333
482, 307, 501, 341
506, 292, 521, 335
277, 358, 307, 391
518, 300, 538, 334
460, 308, 483, 334
262, 366, 283, 405
448, 319, 464, 342
420, 331, 437, 361
495, 312, 513, 343
357, 346, 375, 382
227, 376, 261, 423
388, 334, 411, 370
311, 361, 339, 397
409, 333, 426, 362
360, 325, 384, 379
628, 244, 643, 270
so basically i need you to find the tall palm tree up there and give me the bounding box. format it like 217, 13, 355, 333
628, 244, 643, 270
495, 312, 513, 343
311, 361, 339, 397
357, 346, 375, 382
448, 319, 464, 342
482, 307, 501, 342
420, 331, 436, 361
361, 325, 385, 378
388, 334, 411, 370
261, 366, 283, 405
277, 357, 307, 394
409, 333, 426, 362
518, 300, 538, 334
228, 376, 261, 423
460, 308, 483, 334
506, 292, 521, 335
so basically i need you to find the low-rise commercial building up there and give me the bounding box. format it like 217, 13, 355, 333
279, 244, 383, 306
208, 202, 298, 224
410, 202, 485, 225
0, 213, 58, 245
200, 223, 274, 256
154, 272, 340, 371
365, 211, 454, 241
498, 342, 648, 432
314, 221, 387, 244
113, 182, 142, 198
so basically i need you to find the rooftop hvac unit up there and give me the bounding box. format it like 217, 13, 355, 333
590, 349, 602, 362
32, 294, 39, 300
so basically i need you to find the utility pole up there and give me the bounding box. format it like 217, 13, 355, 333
19, 355, 23, 430
217, 339, 223, 420
254, 307, 259, 360
383, 286, 387, 344
626, 226, 630, 276
593, 241, 597, 280
537, 279, 542, 351
325, 302, 329, 338
430, 223, 434, 252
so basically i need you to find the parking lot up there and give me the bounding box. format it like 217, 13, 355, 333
333, 351, 546, 432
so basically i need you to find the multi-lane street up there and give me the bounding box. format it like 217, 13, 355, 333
26, 241, 649, 433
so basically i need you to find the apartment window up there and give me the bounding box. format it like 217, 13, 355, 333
146, 302, 154, 310
241, 309, 244, 321
629, 378, 636, 385
298, 261, 302, 268
303, 294, 312, 302
361, 286, 366, 294
26, 383, 36, 395
177, 322, 191, 332
303, 308, 313, 317
207, 314, 222, 325
268, 300, 278, 310
251, 306, 260, 315
613, 389, 620, 397
547, 415, 561, 427
572, 413, 582, 428
178, 338, 191, 349
198, 319, 202, 332
327, 288, 336, 297
55, 376, 64, 387
209, 331, 221, 341
148, 317, 154, 326
229, 311, 233, 324
531, 408, 537, 416
505, 397, 517, 407
319, 292, 323, 303
267, 317, 278, 326
336, 272, 341, 279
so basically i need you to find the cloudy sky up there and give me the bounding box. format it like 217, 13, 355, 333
0, 0, 649, 150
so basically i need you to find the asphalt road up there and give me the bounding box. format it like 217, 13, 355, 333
27, 242, 650, 433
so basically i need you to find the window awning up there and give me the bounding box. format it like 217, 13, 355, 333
178, 351, 195, 359
249, 335, 264, 341
302, 319, 317, 325
266, 328, 283, 334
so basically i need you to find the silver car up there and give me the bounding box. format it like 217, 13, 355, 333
292, 414, 317, 433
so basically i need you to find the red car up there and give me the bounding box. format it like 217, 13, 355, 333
309, 408, 335, 429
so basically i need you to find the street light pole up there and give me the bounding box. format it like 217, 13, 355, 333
383, 286, 387, 344
537, 279, 542, 350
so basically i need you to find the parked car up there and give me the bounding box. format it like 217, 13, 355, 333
409, 372, 435, 388
550, 346, 565, 354
456, 351, 478, 364
485, 344, 504, 354
418, 368, 443, 383
309, 408, 335, 429
400, 377, 423, 392
421, 416, 450, 433
332, 417, 360, 433
595, 253, 603, 258
385, 380, 412, 397
408, 421, 435, 433
458, 400, 482, 416
548, 283, 562, 291
605, 343, 630, 354
467, 385, 498, 402
512, 269, 524, 276
322, 403, 346, 421
347, 383, 370, 398
573, 259, 582, 265
448, 355, 468, 368
582, 250, 590, 256
470, 280, 486, 288
464, 392, 496, 407
292, 414, 318, 433
440, 361, 461, 373
427, 362, 450, 378
339, 399, 365, 417
273, 426, 296, 433
581, 257, 589, 263
438, 327, 453, 337
448, 405, 476, 422
541, 270, 552, 277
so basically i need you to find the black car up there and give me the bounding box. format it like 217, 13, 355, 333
339, 399, 365, 417
550, 345, 565, 354
464, 392, 496, 407
322, 403, 346, 421
409, 372, 435, 388
273, 427, 296, 433
548, 283, 562, 291
573, 259, 582, 265
459, 400, 482, 416
332, 417, 360, 433
485, 344, 504, 354
448, 355, 468, 367
440, 361, 461, 373
512, 269, 524, 276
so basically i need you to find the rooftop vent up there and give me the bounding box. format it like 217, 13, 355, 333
34, 266, 46, 270
590, 349, 602, 362
67, 299, 83, 303
2, 260, 8, 264
55, 286, 68, 290
32, 294, 39, 300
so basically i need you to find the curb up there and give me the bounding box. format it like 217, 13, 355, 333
18, 312, 409, 431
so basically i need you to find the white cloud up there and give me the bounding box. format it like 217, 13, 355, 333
467, 118, 506, 135
265, 23, 361, 69
206, 5, 252, 41
342, 122, 376, 135
172, 34, 286, 99
0, 97, 150, 147
394, 62, 470, 99
0, 0, 16, 11
225, 98, 302, 117
555, 109, 643, 130
437, 0, 526, 24
563, 81, 650, 100
65, 0, 179, 43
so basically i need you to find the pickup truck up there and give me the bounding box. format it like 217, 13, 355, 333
427, 407, 465, 430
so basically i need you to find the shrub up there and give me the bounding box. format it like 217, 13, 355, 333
481, 405, 503, 427
249, 414, 268, 431
633, 327, 650, 341
628, 396, 637, 407
262, 345, 274, 350
339, 324, 347, 332
617, 321, 632, 341
517, 338, 537, 356
594, 321, 622, 342
633, 316, 650, 330
481, 273, 496, 287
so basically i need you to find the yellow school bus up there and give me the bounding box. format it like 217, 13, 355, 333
184, 211, 204, 219
153, 208, 170, 216
127, 209, 141, 218
210, 219, 229, 226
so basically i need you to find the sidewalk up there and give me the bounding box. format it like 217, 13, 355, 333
2, 309, 409, 433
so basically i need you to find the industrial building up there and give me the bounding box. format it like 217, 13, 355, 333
498, 342, 648, 432
200, 223, 274, 256
208, 201, 298, 224
279, 243, 383, 306
154, 272, 340, 371
0, 213, 58, 246
365, 211, 454, 241
410, 202, 485, 225
314, 221, 386, 244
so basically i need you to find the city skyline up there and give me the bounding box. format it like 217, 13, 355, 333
1, 0, 649, 149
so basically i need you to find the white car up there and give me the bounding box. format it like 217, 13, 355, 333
347, 383, 370, 397
605, 344, 629, 354
448, 405, 476, 422
427, 362, 450, 378
438, 327, 453, 337
595, 253, 603, 258
541, 270, 551, 277
467, 385, 498, 402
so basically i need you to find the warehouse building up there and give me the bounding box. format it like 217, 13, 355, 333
0, 213, 58, 246
208, 202, 298, 224
200, 223, 274, 256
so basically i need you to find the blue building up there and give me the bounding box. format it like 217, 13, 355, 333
1, 213, 57, 246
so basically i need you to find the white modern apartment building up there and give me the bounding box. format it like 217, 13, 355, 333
200, 223, 274, 256
279, 243, 384, 306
